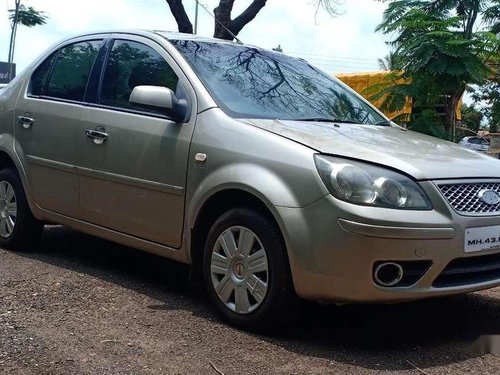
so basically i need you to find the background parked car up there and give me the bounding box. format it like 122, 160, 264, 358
458, 136, 490, 153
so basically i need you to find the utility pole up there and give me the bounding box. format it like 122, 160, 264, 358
194, 0, 199, 34
7, 0, 21, 81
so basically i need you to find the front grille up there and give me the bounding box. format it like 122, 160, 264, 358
433, 252, 500, 288
438, 182, 500, 215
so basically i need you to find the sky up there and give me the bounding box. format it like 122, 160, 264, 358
0, 0, 390, 75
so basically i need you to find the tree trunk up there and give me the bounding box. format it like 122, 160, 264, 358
7, 24, 15, 66
213, 0, 235, 40
165, 0, 193, 34
214, 0, 267, 40
445, 89, 464, 141
464, 6, 478, 39
9, 23, 18, 80
7, 0, 21, 81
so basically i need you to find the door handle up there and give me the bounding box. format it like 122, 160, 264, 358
85, 127, 108, 145
17, 115, 34, 129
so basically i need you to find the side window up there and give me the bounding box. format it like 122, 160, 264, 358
45, 40, 102, 102
468, 138, 479, 144
480, 138, 489, 145
29, 52, 58, 96
100, 40, 179, 110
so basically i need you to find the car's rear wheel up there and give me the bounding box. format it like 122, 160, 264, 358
0, 168, 43, 250
203, 207, 299, 331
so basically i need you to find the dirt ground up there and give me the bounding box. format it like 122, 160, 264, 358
1, 226, 499, 375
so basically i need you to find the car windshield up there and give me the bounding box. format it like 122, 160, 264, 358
169, 39, 386, 125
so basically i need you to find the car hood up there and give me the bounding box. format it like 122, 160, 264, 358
240, 119, 500, 180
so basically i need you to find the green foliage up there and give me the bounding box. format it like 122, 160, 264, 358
374, 0, 499, 138
470, 81, 500, 132
407, 108, 449, 139
8, 5, 47, 27
483, 3, 500, 34
460, 103, 483, 132
377, 51, 402, 70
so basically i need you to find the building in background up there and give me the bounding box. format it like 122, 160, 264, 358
0, 62, 16, 85
335, 71, 462, 124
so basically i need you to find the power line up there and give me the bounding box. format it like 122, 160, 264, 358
293, 56, 379, 66
289, 51, 380, 62
196, 0, 243, 44
295, 56, 379, 67
301, 58, 379, 67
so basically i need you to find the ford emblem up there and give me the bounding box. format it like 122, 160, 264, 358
478, 189, 500, 205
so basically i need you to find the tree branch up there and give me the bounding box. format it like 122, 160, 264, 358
165, 0, 193, 34
230, 0, 267, 36
464, 7, 478, 39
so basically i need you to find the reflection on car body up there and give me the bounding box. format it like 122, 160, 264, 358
458, 136, 490, 153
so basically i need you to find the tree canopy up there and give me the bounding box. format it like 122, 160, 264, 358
471, 81, 500, 132
8, 4, 47, 27
7, 1, 47, 81
374, 0, 499, 139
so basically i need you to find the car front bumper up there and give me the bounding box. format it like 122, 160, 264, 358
276, 180, 500, 303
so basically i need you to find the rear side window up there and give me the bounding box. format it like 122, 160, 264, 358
100, 40, 179, 110
44, 40, 102, 102
29, 52, 58, 96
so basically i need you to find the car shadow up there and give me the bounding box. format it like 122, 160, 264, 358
13, 225, 500, 372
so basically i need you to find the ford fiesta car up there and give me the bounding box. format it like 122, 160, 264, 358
1, 30, 500, 330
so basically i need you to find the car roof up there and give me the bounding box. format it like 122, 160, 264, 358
154, 30, 236, 43
62, 29, 260, 50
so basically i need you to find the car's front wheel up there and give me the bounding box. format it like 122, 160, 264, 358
203, 207, 299, 331
0, 168, 43, 250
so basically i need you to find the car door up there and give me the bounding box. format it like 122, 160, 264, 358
14, 39, 103, 217
78, 36, 196, 248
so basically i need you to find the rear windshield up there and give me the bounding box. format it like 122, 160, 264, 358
170, 39, 386, 125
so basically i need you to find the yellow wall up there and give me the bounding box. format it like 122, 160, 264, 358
335, 71, 462, 121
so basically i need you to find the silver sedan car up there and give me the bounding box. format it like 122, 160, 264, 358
458, 136, 490, 153
1, 30, 500, 330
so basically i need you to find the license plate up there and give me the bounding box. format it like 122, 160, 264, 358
465, 225, 500, 253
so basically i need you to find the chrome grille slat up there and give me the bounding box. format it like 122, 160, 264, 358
438, 183, 500, 215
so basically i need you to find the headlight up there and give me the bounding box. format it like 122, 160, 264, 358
315, 155, 432, 209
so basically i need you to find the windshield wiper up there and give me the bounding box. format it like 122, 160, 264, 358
290, 117, 360, 124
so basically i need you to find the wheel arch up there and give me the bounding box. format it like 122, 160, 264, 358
189, 188, 290, 286
0, 138, 39, 219
0, 150, 16, 171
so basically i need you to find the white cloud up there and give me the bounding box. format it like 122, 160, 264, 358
0, 0, 390, 75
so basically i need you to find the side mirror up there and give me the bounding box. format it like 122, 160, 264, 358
129, 85, 188, 122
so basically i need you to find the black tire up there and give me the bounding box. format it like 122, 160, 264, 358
0, 168, 43, 251
202, 207, 300, 331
